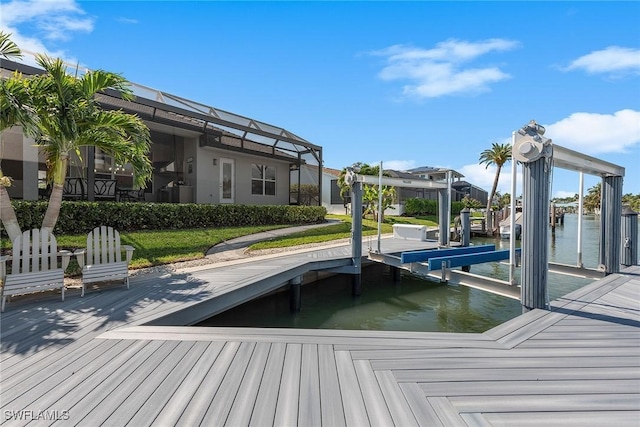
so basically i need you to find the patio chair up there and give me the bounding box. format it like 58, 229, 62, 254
74, 226, 135, 296
0, 229, 71, 312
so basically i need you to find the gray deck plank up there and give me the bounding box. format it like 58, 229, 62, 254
374, 370, 419, 427
109, 341, 211, 427
353, 359, 394, 426
72, 340, 188, 426
394, 366, 639, 382
335, 350, 370, 427
201, 341, 257, 426
176, 341, 240, 426
45, 340, 164, 427
459, 412, 492, 427
98, 327, 505, 348
249, 343, 286, 427
225, 342, 271, 427
298, 344, 321, 427
449, 393, 640, 412
398, 383, 443, 427
151, 341, 225, 426
428, 396, 469, 426
1, 336, 114, 394
273, 343, 302, 427
419, 379, 640, 396
352, 345, 640, 360
517, 338, 640, 348
318, 344, 346, 427
481, 411, 640, 427
372, 355, 639, 371
4, 339, 134, 414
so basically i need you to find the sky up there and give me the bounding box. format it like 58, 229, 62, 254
2, 0, 639, 199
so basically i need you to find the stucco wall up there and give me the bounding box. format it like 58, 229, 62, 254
195, 145, 291, 205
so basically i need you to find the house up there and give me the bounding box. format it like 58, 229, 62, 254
302, 164, 488, 216
0, 54, 322, 206
402, 166, 488, 205
297, 165, 346, 214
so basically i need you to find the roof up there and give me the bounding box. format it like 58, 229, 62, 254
1, 53, 321, 165
406, 166, 465, 179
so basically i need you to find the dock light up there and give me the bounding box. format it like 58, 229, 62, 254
513, 119, 552, 163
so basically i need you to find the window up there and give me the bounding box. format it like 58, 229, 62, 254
252, 164, 276, 196
330, 179, 346, 204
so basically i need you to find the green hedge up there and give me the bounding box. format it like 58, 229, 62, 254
6, 201, 327, 235
403, 198, 465, 217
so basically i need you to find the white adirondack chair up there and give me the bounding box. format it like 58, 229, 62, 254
74, 226, 134, 297
0, 229, 71, 312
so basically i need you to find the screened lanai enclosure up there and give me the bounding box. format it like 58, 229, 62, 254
1, 53, 322, 206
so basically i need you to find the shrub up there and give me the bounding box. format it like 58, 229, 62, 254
403, 198, 465, 216
6, 201, 327, 235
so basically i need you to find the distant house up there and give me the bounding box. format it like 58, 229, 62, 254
403, 166, 488, 205
308, 165, 489, 216
297, 165, 346, 214
1, 55, 323, 206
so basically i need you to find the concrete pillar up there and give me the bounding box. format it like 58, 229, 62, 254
351, 181, 362, 296
520, 157, 551, 312
289, 276, 302, 312
621, 206, 638, 267
438, 188, 449, 247
601, 176, 623, 274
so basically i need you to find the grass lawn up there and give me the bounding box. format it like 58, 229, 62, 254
248, 214, 439, 250
1, 225, 289, 273
1, 214, 445, 275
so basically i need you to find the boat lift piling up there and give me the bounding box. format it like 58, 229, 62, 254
621, 206, 638, 267
513, 120, 553, 311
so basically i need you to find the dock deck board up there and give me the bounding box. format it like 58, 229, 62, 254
1, 240, 638, 426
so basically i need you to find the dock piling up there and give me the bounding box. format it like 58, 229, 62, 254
289, 276, 302, 312
513, 120, 552, 312
350, 179, 363, 294
601, 176, 623, 274
621, 206, 638, 267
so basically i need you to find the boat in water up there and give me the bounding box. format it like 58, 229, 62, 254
499, 212, 523, 240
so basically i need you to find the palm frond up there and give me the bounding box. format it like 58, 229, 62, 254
0, 31, 21, 59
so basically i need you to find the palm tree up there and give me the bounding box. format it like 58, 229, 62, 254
479, 142, 512, 227
28, 54, 153, 232
1, 33, 152, 238
584, 182, 601, 214
0, 31, 32, 241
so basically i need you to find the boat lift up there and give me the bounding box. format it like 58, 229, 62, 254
344, 120, 630, 311
345, 164, 525, 300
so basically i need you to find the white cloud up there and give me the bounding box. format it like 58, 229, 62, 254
0, 0, 92, 57
371, 38, 520, 99
545, 109, 640, 154
564, 46, 640, 76
459, 162, 522, 196
381, 160, 417, 171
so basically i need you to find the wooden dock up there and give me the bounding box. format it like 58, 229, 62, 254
1, 238, 638, 426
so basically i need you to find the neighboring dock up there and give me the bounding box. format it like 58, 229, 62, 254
1, 238, 638, 426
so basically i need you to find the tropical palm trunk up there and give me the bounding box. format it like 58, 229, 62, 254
486, 168, 502, 232
0, 183, 21, 242
41, 156, 68, 233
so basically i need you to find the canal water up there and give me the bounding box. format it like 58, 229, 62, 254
197, 214, 621, 333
